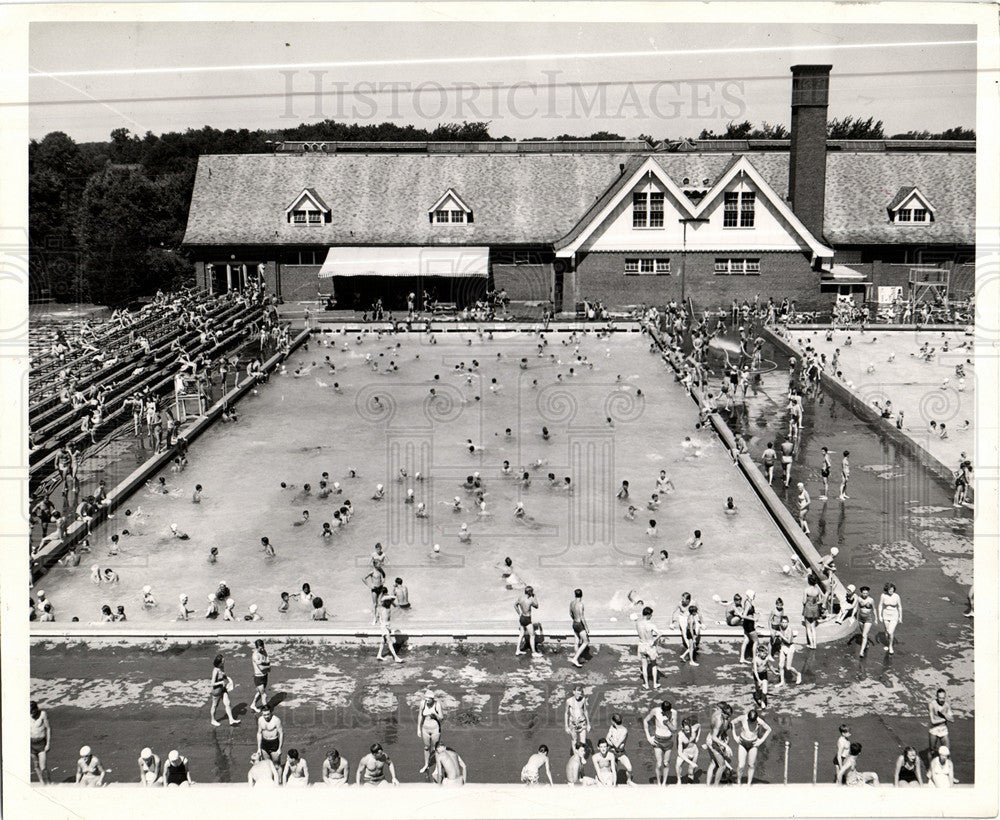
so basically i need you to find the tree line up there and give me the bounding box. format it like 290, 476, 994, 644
29, 118, 974, 306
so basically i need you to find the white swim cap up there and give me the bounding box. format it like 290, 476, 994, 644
782, 565, 791, 574
168, 750, 179, 762
92, 564, 99, 571
473, 471, 480, 478
831, 547, 839, 556
249, 604, 258, 613
377, 483, 384, 491
455, 496, 461, 502
179, 594, 187, 601
220, 580, 227, 587
847, 584, 856, 593
80, 746, 91, 757
170, 523, 177, 530
141, 747, 152, 759
938, 746, 949, 757
647, 547, 654, 554
143, 585, 151, 593
407, 488, 414, 495
433, 544, 441, 552
37, 590, 45, 598
745, 589, 755, 599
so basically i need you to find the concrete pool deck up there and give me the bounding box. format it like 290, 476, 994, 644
32, 326, 813, 633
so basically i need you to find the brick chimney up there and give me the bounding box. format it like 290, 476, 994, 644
788, 65, 832, 240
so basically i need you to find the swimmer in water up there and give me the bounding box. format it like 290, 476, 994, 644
192, 484, 202, 503
458, 522, 471, 543
261, 536, 275, 558
724, 497, 738, 515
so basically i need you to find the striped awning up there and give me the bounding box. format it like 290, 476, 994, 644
318, 246, 489, 278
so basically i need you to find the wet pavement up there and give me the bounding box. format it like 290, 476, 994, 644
30, 635, 972, 786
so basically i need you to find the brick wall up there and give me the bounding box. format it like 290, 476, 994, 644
574, 250, 833, 310
279, 265, 322, 301
491, 263, 552, 302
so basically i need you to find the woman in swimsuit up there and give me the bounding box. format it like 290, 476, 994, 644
76, 745, 105, 786
209, 654, 240, 727
739, 590, 758, 664
675, 717, 701, 783
894, 746, 923, 786
162, 750, 193, 786
322, 749, 349, 785
856, 586, 878, 657
137, 747, 160, 785
878, 582, 902, 655
643, 700, 678, 785
417, 691, 444, 773
705, 702, 734, 786
731, 709, 771, 786
802, 575, 822, 649
283, 748, 309, 787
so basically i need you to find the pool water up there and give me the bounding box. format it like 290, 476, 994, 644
35, 327, 804, 629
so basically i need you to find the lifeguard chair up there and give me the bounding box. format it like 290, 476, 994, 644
909, 266, 950, 306
173, 375, 206, 422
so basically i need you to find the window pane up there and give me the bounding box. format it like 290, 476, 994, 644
308, 212, 321, 224
723, 193, 738, 227
913, 209, 927, 222
655, 259, 670, 274
293, 212, 306, 223
740, 192, 755, 227
746, 259, 760, 274
436, 210, 449, 223
624, 259, 639, 273
451, 210, 464, 223
640, 259, 654, 273
714, 259, 729, 274
897, 209, 911, 222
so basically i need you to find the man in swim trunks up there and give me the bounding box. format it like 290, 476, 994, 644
732, 709, 771, 785
356, 743, 399, 786
247, 751, 279, 787
256, 704, 283, 776
643, 700, 678, 785
29, 701, 51, 784
432, 741, 467, 786
564, 685, 592, 748
250, 638, 271, 713
592, 739, 618, 787
928, 688, 953, 757
520, 745, 554, 785
604, 713, 634, 784
569, 588, 589, 668
636, 606, 662, 689
515, 586, 540, 657
566, 742, 595, 785
780, 439, 795, 487
761, 442, 777, 485
705, 702, 734, 786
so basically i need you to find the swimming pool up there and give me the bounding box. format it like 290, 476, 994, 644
33, 326, 805, 630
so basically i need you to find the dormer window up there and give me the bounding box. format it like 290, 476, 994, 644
429, 189, 473, 225
284, 188, 331, 226
888, 187, 935, 224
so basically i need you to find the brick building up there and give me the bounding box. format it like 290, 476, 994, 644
182, 65, 974, 313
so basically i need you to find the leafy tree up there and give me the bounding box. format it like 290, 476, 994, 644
827, 116, 884, 139
890, 126, 975, 140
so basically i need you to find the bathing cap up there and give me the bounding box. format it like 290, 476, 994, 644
938, 746, 949, 757
226, 598, 234, 607
847, 584, 856, 592
141, 748, 152, 759
433, 544, 440, 552
745, 589, 755, 599
179, 594, 187, 601
831, 547, 839, 556
170, 523, 177, 530
143, 585, 151, 593
208, 594, 216, 601
80, 746, 91, 757
782, 565, 791, 574
168, 750, 179, 762
249, 604, 258, 613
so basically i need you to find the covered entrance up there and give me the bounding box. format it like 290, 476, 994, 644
318, 246, 489, 310
820, 265, 871, 298
207, 261, 264, 294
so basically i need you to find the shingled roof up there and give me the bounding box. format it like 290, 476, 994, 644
182, 149, 974, 248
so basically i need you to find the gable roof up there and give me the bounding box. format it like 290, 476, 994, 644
429, 188, 473, 214
285, 187, 330, 214
182, 149, 974, 249
886, 185, 936, 215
